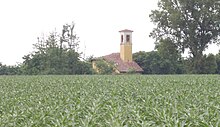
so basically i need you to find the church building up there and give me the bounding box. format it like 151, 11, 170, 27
92, 29, 143, 74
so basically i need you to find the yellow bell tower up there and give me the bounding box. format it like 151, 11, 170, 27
119, 29, 133, 62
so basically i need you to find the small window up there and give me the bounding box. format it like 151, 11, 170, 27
126, 35, 130, 42
121, 35, 123, 43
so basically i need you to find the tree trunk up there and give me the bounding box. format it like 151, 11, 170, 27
192, 51, 203, 73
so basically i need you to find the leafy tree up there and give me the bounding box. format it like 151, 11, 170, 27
133, 51, 154, 74
21, 22, 92, 75
184, 53, 217, 74
22, 54, 44, 74
150, 0, 220, 73
77, 61, 94, 74
215, 51, 220, 74
133, 51, 164, 74
133, 51, 185, 74
22, 33, 63, 75
156, 38, 184, 74
201, 54, 217, 74
0, 63, 7, 75
156, 38, 180, 62
0, 63, 21, 75
94, 59, 114, 74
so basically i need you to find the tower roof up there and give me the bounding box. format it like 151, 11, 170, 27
119, 29, 133, 32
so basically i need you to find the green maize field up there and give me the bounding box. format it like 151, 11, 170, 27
0, 75, 220, 126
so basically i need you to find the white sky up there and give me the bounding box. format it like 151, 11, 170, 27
0, 0, 219, 65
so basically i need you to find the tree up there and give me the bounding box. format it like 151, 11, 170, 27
133, 51, 162, 74
60, 22, 79, 51
183, 53, 217, 74
76, 61, 94, 74
150, 0, 220, 73
216, 51, 220, 74
156, 38, 180, 62
94, 59, 114, 74
0, 63, 21, 75
202, 54, 217, 74
155, 38, 184, 74
22, 32, 63, 75
133, 50, 185, 74
133, 51, 154, 74
21, 22, 92, 75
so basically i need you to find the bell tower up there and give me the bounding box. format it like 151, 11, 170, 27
119, 29, 133, 62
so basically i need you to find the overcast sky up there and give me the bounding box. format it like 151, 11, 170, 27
0, 0, 219, 65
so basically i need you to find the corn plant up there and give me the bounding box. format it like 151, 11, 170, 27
0, 75, 219, 126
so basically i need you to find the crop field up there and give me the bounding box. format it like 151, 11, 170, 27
0, 75, 220, 126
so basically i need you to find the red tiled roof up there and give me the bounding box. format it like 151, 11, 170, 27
119, 29, 133, 32
102, 53, 143, 73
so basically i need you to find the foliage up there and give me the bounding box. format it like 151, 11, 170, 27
215, 51, 220, 74
150, 0, 220, 73
0, 75, 220, 126
76, 61, 94, 75
127, 68, 137, 74
183, 53, 217, 74
21, 23, 92, 75
156, 38, 180, 63
156, 38, 184, 74
202, 54, 217, 74
133, 51, 184, 74
93, 59, 114, 74
133, 51, 159, 74
0, 63, 21, 75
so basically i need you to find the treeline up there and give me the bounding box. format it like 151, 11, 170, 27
133, 38, 220, 74
1, 49, 220, 75
0, 23, 94, 75
133, 51, 220, 74
1, 32, 220, 75
0, 63, 20, 75
1, 20, 220, 75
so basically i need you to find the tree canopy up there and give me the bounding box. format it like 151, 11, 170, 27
150, 0, 220, 73
20, 23, 93, 75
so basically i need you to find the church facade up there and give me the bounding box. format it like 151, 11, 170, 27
92, 29, 143, 74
